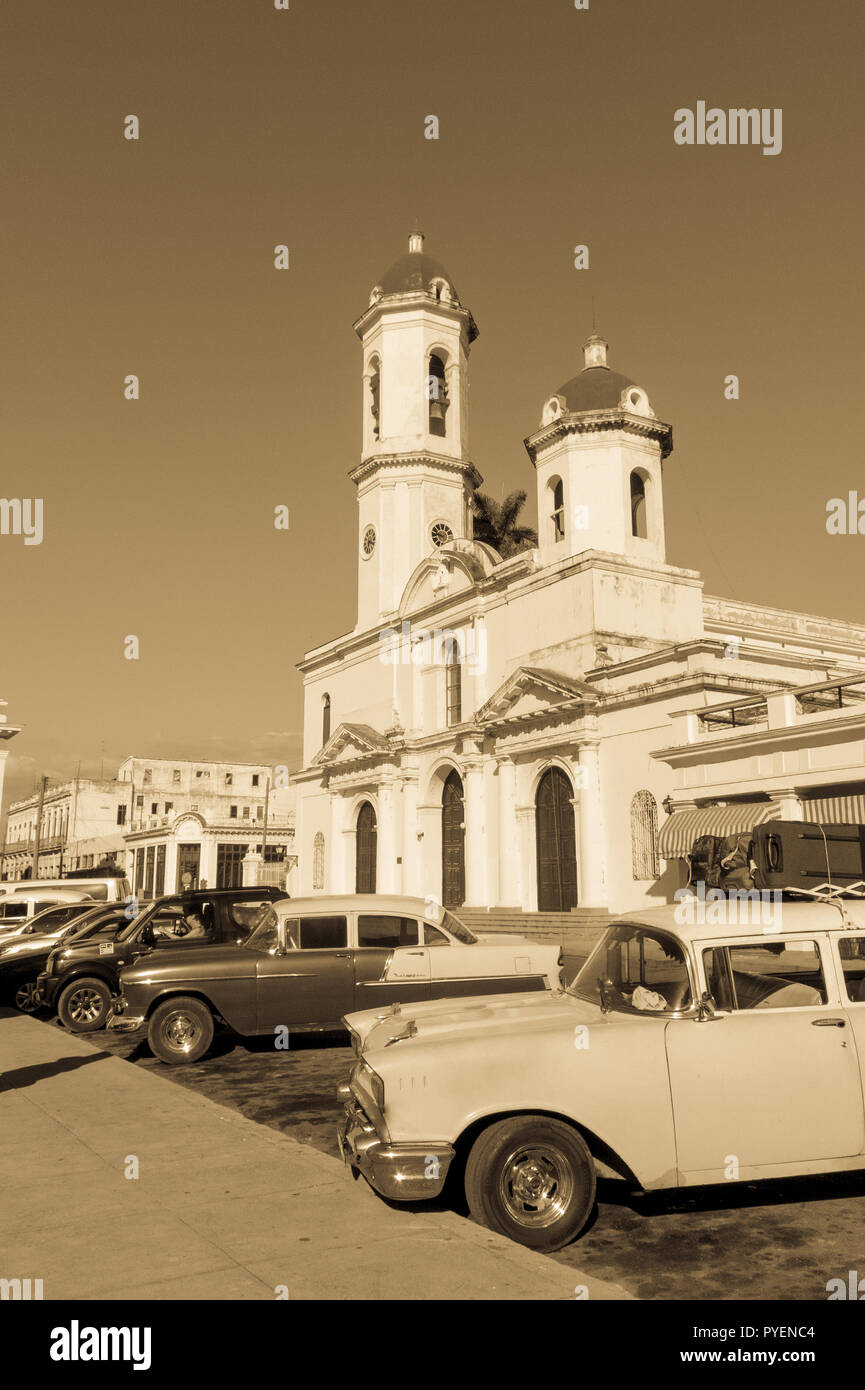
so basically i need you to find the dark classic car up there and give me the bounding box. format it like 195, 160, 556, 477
36, 887, 288, 1031
108, 894, 562, 1065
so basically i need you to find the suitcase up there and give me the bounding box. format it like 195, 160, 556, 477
752, 820, 865, 893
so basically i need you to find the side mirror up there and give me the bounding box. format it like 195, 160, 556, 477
697, 991, 718, 1021
140, 923, 156, 947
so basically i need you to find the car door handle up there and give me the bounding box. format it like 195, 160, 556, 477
335, 952, 350, 958
812, 1018, 846, 1027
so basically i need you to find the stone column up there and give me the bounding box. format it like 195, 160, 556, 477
496, 757, 520, 907
515, 805, 536, 910
377, 782, 398, 893
463, 758, 487, 906
771, 786, 803, 821
577, 741, 608, 906
242, 849, 262, 887
400, 776, 419, 895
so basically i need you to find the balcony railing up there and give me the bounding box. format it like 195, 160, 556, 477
699, 698, 768, 732
1, 835, 66, 856
795, 677, 865, 716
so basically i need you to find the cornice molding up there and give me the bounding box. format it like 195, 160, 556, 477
523, 408, 673, 465
349, 451, 482, 490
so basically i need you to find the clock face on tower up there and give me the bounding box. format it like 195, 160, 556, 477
362, 524, 376, 558
430, 520, 454, 548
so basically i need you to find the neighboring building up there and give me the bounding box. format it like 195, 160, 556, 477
0, 696, 21, 837
0, 697, 22, 869
118, 757, 295, 896
3, 776, 128, 880
292, 232, 865, 914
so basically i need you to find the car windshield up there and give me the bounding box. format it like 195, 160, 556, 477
244, 905, 280, 953
437, 908, 477, 944
570, 923, 693, 1014
116, 902, 162, 942
67, 910, 120, 941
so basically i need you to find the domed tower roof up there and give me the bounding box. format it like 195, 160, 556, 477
554, 334, 640, 413
366, 232, 478, 340
526, 332, 672, 462
377, 236, 459, 298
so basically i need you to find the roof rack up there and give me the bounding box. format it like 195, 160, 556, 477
782, 882, 865, 928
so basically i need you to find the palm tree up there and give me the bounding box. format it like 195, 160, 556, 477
471, 489, 537, 559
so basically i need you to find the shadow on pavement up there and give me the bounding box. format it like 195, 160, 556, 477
0, 1051, 112, 1093
598, 1169, 865, 1219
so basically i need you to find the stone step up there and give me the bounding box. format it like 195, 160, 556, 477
455, 906, 616, 950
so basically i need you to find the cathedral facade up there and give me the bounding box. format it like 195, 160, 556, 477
292, 234, 865, 914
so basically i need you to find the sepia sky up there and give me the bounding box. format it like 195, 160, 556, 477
2, 0, 864, 807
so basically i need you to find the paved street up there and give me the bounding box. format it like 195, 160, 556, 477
78, 1011, 865, 1301
0, 1007, 626, 1302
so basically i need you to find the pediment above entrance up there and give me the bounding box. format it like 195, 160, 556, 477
313, 722, 390, 768
478, 666, 599, 727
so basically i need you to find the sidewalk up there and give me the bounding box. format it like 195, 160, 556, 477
0, 1009, 632, 1301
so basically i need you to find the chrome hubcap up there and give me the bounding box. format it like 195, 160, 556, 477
162, 1012, 200, 1053
68, 988, 104, 1023
499, 1144, 574, 1228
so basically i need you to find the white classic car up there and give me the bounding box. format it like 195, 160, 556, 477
337, 899, 865, 1251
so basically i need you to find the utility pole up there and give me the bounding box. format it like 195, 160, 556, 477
260, 776, 270, 866
31, 775, 48, 881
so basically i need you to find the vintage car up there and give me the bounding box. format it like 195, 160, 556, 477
36, 887, 288, 1031
108, 895, 562, 1065
337, 899, 865, 1251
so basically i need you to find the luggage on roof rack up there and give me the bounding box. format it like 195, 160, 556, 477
686, 832, 756, 892
752, 820, 865, 895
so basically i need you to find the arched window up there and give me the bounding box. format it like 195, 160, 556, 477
630, 471, 648, 539
631, 789, 660, 879
551, 477, 565, 543
444, 633, 462, 726
368, 357, 380, 441
321, 693, 331, 747
313, 831, 325, 891
428, 354, 448, 437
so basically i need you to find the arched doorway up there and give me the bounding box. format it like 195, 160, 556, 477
441, 770, 465, 907
535, 767, 578, 911
355, 801, 377, 894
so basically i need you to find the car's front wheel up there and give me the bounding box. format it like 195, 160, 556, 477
148, 997, 214, 1065
13, 977, 41, 1014
464, 1114, 596, 1251
57, 977, 112, 1032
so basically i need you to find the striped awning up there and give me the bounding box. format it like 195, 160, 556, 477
658, 803, 782, 859
801, 793, 865, 824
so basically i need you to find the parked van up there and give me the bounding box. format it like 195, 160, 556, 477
0, 875, 131, 904
0, 887, 97, 924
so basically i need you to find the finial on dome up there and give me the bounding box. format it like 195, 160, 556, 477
583, 333, 609, 370
408, 228, 424, 254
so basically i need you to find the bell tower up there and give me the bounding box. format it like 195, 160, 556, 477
525, 334, 674, 567
351, 232, 481, 631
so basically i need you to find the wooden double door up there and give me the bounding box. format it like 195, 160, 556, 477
536, 768, 578, 911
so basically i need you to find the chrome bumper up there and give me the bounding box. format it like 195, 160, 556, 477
106, 1010, 146, 1034
337, 1091, 455, 1202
